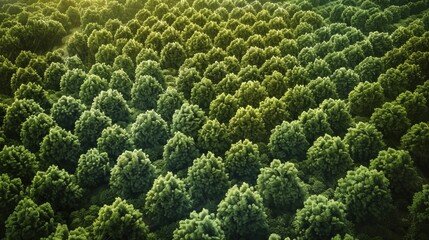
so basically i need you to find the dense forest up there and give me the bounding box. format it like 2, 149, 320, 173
0, 0, 429, 239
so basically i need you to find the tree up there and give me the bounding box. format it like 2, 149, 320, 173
261, 71, 288, 99
108, 70, 132, 101
377, 68, 408, 101
29, 165, 83, 212
298, 108, 333, 144
10, 67, 42, 93
172, 102, 206, 140
354, 57, 384, 83
92, 89, 130, 123
60, 68, 86, 98
369, 148, 421, 201
0, 145, 38, 185
131, 111, 169, 158
319, 99, 354, 137
0, 56, 16, 95
110, 149, 156, 199
176, 67, 202, 99
145, 172, 192, 226
74, 109, 111, 151
0, 174, 23, 235
307, 77, 338, 105
281, 85, 316, 120
407, 185, 429, 240
92, 198, 149, 240
217, 183, 268, 240
20, 113, 56, 153
401, 122, 429, 173
156, 87, 185, 123
306, 134, 354, 187
224, 139, 262, 184
368, 31, 393, 57
88, 62, 113, 84
187, 152, 230, 205
76, 148, 110, 189
209, 93, 239, 124
95, 44, 118, 65
186, 31, 212, 56
234, 81, 268, 108
330, 68, 360, 99
293, 195, 350, 240
190, 77, 216, 112
39, 126, 81, 172
44, 62, 68, 91
228, 106, 266, 143
257, 160, 307, 213
97, 124, 133, 162
131, 75, 164, 111
335, 166, 392, 223
42, 224, 89, 240
50, 96, 86, 131
161, 42, 186, 69
14, 82, 51, 111
5, 198, 56, 240
348, 81, 385, 117
79, 74, 109, 106
163, 131, 199, 173
370, 102, 411, 142
197, 119, 231, 156
173, 209, 225, 240
3, 99, 44, 139
113, 54, 135, 81
258, 96, 290, 133
395, 91, 428, 124
269, 121, 310, 162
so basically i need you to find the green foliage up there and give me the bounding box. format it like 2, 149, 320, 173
217, 183, 268, 240
401, 122, 429, 172
92, 198, 149, 240
60, 68, 87, 98
92, 89, 130, 123
145, 172, 192, 226
10, 67, 42, 93
76, 148, 110, 189
234, 81, 268, 108
131, 75, 164, 111
29, 165, 83, 212
298, 108, 333, 144
330, 68, 360, 99
135, 60, 166, 88
348, 81, 385, 117
5, 198, 56, 240
131, 110, 169, 157
186, 31, 212, 56
79, 74, 109, 106
197, 119, 231, 156
74, 109, 112, 151
190, 77, 216, 112
14, 82, 51, 110
20, 113, 56, 153
306, 134, 354, 187
40, 126, 81, 172
156, 87, 185, 123
319, 99, 353, 137
377, 68, 408, 101
281, 85, 316, 120
0, 56, 16, 95
370, 102, 411, 142
269, 121, 310, 162
209, 93, 239, 124
172, 102, 206, 140
176, 67, 201, 99
173, 209, 225, 240
335, 166, 392, 223
395, 91, 428, 124
164, 131, 199, 173
42, 224, 89, 240
97, 124, 133, 162
44, 62, 67, 91
229, 106, 266, 143
3, 99, 44, 139
0, 145, 38, 185
225, 139, 262, 184
293, 195, 350, 240
343, 122, 385, 165
257, 160, 308, 212
307, 77, 338, 105
370, 148, 421, 200
259, 97, 290, 132
113, 54, 135, 81
50, 96, 86, 131
161, 42, 186, 69
109, 69, 133, 101
110, 149, 156, 199
408, 185, 429, 240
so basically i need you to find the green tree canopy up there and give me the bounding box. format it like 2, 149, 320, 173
20, 113, 56, 153
92, 198, 149, 240
131, 75, 164, 111
0, 145, 38, 185
50, 96, 86, 131
110, 149, 156, 199
197, 119, 231, 156
76, 148, 110, 189
109, 69, 133, 101
298, 108, 333, 144
172, 102, 206, 140
401, 122, 429, 174
97, 124, 133, 162
74, 109, 112, 151
92, 89, 130, 123
269, 121, 310, 162
3, 99, 44, 139
156, 87, 185, 123
173, 209, 225, 240
217, 183, 268, 240
163, 131, 199, 173
408, 185, 429, 240
14, 82, 51, 111
319, 99, 354, 137
209, 93, 239, 124
335, 166, 392, 223
60, 68, 86, 98
370, 102, 411, 142
225, 139, 262, 184
228, 106, 266, 143
281, 85, 316, 120
79, 74, 109, 106
145, 172, 192, 226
